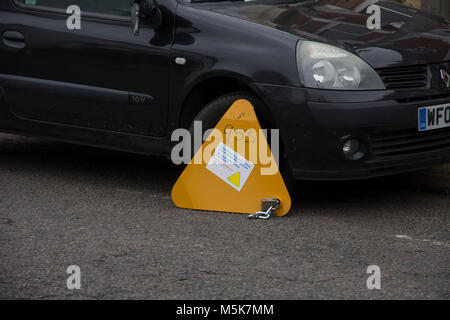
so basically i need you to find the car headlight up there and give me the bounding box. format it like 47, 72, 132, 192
297, 41, 385, 90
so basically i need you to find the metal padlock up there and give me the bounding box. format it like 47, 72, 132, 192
248, 198, 280, 220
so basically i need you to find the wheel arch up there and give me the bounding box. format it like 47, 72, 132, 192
178, 72, 275, 129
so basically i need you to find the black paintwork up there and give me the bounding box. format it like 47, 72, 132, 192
1, 0, 450, 180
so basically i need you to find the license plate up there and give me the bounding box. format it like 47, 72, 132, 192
418, 103, 450, 131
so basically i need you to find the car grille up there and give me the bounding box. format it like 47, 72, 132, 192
396, 92, 450, 104
376, 65, 428, 89
371, 128, 450, 157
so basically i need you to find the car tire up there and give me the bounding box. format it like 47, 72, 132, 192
188, 91, 265, 149
188, 91, 295, 189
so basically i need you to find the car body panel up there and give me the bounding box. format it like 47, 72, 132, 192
0, 0, 175, 137
203, 0, 450, 68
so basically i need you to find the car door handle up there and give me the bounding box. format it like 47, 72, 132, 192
2, 31, 26, 49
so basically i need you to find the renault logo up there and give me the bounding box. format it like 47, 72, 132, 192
441, 65, 450, 88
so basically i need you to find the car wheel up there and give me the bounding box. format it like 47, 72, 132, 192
171, 92, 261, 177
188, 91, 265, 153
188, 91, 295, 187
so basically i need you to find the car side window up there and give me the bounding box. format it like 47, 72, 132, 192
16, 0, 133, 17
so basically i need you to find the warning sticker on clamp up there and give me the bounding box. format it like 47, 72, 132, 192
206, 142, 255, 192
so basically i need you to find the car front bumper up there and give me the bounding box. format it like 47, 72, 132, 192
251, 83, 450, 180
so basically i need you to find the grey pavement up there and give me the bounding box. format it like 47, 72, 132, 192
0, 134, 449, 299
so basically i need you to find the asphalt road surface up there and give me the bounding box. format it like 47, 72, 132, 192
0, 134, 449, 299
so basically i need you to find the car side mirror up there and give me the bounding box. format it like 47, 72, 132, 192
131, 0, 162, 36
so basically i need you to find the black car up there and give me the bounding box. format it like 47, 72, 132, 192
1, 0, 450, 180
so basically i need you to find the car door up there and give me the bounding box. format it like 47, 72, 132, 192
0, 0, 175, 137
